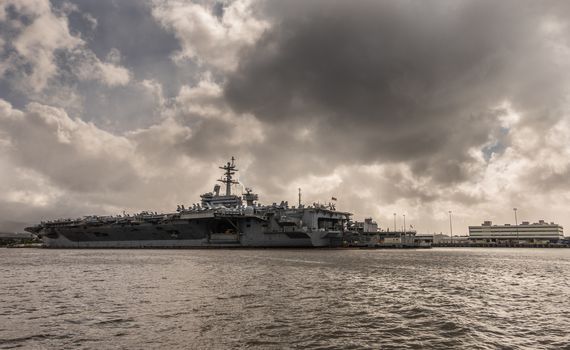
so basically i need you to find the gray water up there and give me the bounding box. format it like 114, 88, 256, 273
1, 248, 570, 350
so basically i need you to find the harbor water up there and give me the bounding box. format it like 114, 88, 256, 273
1, 248, 570, 349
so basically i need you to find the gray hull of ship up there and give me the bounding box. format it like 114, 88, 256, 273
38, 218, 340, 248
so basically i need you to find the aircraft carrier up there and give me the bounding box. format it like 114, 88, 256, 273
25, 158, 353, 248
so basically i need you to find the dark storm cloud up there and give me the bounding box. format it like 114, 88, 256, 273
225, 0, 569, 185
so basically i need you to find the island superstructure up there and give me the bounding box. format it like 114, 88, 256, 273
25, 158, 353, 248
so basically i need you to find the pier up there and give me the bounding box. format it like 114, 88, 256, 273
432, 242, 570, 248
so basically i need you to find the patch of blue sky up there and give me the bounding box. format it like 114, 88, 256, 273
482, 127, 509, 161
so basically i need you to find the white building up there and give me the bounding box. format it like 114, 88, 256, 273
469, 220, 564, 243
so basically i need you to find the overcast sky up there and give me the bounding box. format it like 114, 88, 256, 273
1, 0, 569, 234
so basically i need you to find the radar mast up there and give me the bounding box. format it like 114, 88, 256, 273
218, 156, 239, 196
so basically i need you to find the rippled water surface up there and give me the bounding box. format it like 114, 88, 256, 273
1, 248, 570, 349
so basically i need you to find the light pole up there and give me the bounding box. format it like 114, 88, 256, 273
403, 214, 406, 234
513, 208, 519, 244
449, 211, 453, 245
393, 213, 396, 232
